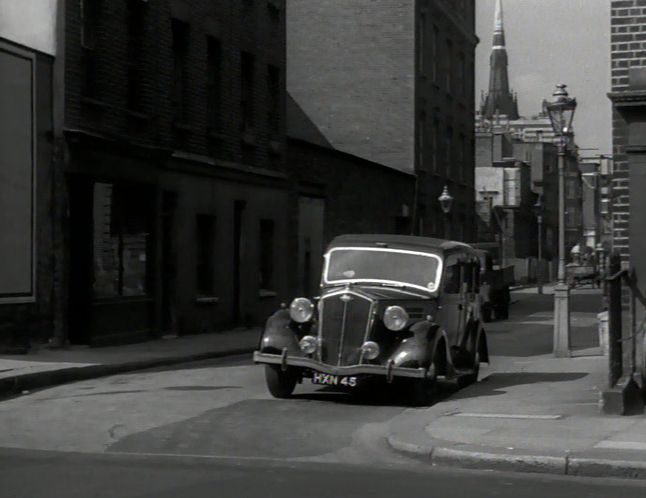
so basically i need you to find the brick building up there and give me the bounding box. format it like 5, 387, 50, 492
609, 0, 645, 264
60, 0, 290, 344
286, 0, 478, 242
607, 0, 646, 391
0, 1, 58, 351
286, 96, 416, 296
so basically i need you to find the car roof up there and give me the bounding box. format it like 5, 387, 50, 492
326, 234, 477, 258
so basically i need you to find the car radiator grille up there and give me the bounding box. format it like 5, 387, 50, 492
319, 293, 372, 366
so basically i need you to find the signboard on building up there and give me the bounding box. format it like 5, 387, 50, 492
0, 42, 36, 302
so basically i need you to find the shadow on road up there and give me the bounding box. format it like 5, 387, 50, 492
449, 371, 589, 400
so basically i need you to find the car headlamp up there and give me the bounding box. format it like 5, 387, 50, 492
299, 335, 318, 354
361, 341, 380, 360
383, 305, 409, 331
289, 297, 314, 323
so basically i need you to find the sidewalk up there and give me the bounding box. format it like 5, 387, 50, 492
387, 303, 646, 479
0, 328, 260, 399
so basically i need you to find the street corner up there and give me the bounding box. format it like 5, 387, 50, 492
385, 409, 570, 475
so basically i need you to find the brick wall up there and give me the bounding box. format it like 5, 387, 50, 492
287, 140, 416, 243
287, 0, 477, 241
610, 0, 646, 264
287, 0, 416, 172
65, 0, 286, 168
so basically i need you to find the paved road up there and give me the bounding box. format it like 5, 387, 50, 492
1, 290, 636, 497
2, 446, 646, 498
0, 353, 417, 465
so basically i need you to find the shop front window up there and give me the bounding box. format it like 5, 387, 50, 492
93, 182, 151, 298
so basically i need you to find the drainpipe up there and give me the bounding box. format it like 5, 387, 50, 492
50, 0, 68, 347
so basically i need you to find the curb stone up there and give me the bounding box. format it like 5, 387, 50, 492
386, 434, 432, 460
386, 433, 646, 480
568, 457, 646, 479
0, 347, 256, 399
431, 446, 567, 475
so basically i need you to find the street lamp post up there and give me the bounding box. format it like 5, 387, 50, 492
543, 84, 577, 358
438, 185, 453, 240
533, 196, 544, 295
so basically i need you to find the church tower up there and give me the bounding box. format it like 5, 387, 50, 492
480, 0, 519, 120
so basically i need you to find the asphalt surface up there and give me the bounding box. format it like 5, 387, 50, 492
0, 353, 417, 466
1, 289, 633, 496
2, 447, 646, 498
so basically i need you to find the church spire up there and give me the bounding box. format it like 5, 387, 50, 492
481, 0, 519, 120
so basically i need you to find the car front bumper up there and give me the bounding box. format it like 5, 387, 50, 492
253, 351, 428, 379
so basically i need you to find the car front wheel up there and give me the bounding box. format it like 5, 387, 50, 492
407, 353, 440, 407
265, 364, 298, 398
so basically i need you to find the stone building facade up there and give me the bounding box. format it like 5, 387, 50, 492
286, 0, 478, 242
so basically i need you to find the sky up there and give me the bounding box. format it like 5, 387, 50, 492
475, 0, 612, 156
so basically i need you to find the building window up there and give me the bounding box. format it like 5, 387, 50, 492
418, 114, 426, 171
458, 134, 465, 182
468, 61, 474, 100
267, 0, 281, 24
207, 37, 222, 132
432, 25, 439, 83
93, 182, 151, 298
196, 214, 216, 296
241, 52, 255, 131
458, 52, 466, 98
418, 13, 425, 75
445, 39, 453, 91
81, 0, 101, 98
127, 0, 146, 111
81, 0, 100, 49
445, 126, 453, 176
432, 118, 439, 173
172, 19, 189, 122
267, 64, 280, 136
259, 219, 275, 291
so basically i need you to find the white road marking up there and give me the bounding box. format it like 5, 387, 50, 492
450, 413, 563, 420
594, 441, 646, 451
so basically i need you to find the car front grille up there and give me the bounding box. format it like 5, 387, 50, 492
319, 292, 373, 366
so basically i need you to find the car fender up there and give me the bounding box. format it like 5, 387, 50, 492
259, 309, 301, 354
390, 321, 443, 369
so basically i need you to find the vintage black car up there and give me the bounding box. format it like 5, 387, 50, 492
253, 234, 489, 404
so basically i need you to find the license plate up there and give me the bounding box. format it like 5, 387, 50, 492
311, 372, 357, 387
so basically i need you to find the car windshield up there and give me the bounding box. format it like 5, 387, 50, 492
323, 247, 442, 292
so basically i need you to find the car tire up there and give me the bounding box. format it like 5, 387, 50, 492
471, 349, 481, 383
265, 364, 297, 398
459, 332, 484, 388
406, 377, 434, 407
407, 352, 440, 407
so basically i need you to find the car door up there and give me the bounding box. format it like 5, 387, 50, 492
438, 253, 467, 347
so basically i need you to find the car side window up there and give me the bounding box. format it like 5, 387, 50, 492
443, 255, 461, 294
